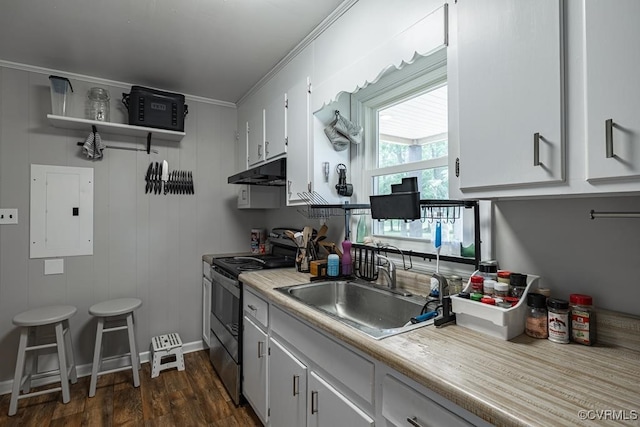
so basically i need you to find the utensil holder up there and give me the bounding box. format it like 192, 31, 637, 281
296, 247, 310, 273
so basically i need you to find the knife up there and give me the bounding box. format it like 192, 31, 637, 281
189, 171, 194, 194
162, 160, 169, 194
157, 162, 163, 194
144, 162, 153, 194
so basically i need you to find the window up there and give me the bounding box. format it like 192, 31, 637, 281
352, 50, 462, 254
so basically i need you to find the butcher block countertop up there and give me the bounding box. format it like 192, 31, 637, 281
239, 268, 640, 427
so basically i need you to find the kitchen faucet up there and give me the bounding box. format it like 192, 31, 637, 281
376, 255, 396, 289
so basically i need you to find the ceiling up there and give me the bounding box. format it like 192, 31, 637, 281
379, 85, 448, 141
0, 0, 346, 104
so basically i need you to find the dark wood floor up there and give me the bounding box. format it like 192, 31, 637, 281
0, 350, 261, 427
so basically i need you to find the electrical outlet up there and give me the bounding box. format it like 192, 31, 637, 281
0, 209, 18, 224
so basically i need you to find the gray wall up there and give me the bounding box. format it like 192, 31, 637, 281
0, 66, 266, 382
494, 196, 640, 316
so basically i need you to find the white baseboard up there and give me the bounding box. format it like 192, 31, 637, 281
0, 340, 207, 396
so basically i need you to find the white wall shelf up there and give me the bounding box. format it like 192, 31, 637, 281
47, 114, 185, 142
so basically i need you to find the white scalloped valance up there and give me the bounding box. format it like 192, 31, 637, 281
312, 4, 448, 112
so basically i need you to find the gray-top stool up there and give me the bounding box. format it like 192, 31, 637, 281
9, 305, 78, 416
88, 298, 142, 397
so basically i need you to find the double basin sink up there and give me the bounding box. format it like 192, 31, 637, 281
277, 280, 434, 339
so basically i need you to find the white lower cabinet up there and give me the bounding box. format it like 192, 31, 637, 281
268, 337, 307, 427
381, 374, 472, 427
243, 315, 268, 424
308, 371, 374, 427
242, 287, 488, 427
201, 276, 211, 347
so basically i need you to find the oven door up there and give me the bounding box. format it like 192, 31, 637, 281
210, 267, 240, 362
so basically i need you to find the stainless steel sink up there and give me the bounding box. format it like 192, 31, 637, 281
276, 280, 434, 339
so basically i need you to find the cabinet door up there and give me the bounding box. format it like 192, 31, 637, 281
286, 77, 311, 205
307, 371, 373, 427
202, 277, 211, 347
585, 0, 640, 181
247, 110, 264, 166
265, 94, 287, 160
269, 338, 307, 427
243, 316, 268, 424
456, 0, 564, 190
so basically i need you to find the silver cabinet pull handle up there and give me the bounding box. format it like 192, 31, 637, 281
407, 416, 424, 427
311, 391, 318, 414
606, 118, 614, 158
258, 144, 263, 157
293, 375, 299, 396
265, 140, 270, 157
533, 132, 541, 166
257, 341, 264, 358
247, 304, 257, 311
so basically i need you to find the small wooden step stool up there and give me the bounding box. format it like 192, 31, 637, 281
151, 333, 184, 378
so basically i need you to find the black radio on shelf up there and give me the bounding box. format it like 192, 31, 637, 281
122, 86, 188, 132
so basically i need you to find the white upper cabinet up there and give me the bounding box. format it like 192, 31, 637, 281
247, 109, 264, 166
456, 0, 565, 191
585, 0, 640, 181
265, 94, 287, 160
285, 76, 312, 205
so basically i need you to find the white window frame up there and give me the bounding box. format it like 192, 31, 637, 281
350, 50, 449, 252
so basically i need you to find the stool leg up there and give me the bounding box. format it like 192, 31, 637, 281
55, 322, 71, 404
126, 313, 140, 388
89, 318, 104, 397
9, 328, 29, 416
22, 327, 37, 393
132, 312, 141, 371
63, 319, 77, 384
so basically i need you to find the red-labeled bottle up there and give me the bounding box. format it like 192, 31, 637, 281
570, 294, 596, 346
470, 275, 484, 295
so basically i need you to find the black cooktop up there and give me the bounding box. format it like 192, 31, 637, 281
212, 249, 296, 277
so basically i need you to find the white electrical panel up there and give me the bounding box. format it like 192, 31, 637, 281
30, 164, 94, 258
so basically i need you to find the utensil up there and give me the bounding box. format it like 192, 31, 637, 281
162, 160, 169, 194
285, 230, 300, 247
314, 224, 328, 243
144, 162, 153, 194
157, 162, 163, 194
302, 226, 312, 251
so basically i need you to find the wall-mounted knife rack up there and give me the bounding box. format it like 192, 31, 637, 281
144, 162, 194, 195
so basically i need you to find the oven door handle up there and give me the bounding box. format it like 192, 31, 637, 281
211, 269, 240, 299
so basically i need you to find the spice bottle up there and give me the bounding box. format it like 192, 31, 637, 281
547, 298, 570, 344
509, 273, 528, 298
570, 294, 596, 346
497, 270, 511, 285
470, 275, 484, 295
448, 275, 463, 295
479, 261, 498, 281
494, 282, 509, 298
525, 293, 548, 339
483, 279, 496, 296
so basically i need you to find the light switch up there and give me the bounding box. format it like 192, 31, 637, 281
0, 208, 18, 224
44, 259, 64, 275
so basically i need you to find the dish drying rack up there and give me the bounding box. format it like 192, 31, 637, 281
298, 192, 481, 269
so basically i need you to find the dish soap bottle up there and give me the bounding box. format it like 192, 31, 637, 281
341, 240, 352, 276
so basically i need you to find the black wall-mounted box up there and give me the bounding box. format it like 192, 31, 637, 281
122, 86, 188, 132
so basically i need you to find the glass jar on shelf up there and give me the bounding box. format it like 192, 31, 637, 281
86, 87, 110, 122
